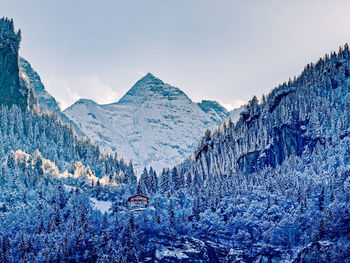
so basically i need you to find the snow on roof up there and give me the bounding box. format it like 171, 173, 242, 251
128, 194, 148, 200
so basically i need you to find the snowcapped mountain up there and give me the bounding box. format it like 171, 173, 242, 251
19, 57, 85, 136
64, 73, 237, 172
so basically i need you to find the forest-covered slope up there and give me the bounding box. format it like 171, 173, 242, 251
184, 46, 350, 177
162, 45, 350, 262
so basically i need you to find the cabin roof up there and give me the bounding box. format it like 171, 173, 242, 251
128, 194, 148, 201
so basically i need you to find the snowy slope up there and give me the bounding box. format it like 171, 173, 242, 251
19, 57, 85, 136
19, 57, 61, 114
197, 100, 229, 122
64, 73, 239, 173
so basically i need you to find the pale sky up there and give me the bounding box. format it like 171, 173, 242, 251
1, 0, 350, 110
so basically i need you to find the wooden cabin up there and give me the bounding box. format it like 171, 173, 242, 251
128, 194, 149, 208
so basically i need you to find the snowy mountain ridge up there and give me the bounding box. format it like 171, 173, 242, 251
18, 57, 85, 136
19, 57, 61, 114
64, 73, 242, 173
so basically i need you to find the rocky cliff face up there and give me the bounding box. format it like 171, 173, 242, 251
0, 18, 30, 110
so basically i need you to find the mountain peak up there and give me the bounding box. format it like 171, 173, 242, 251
119, 73, 190, 103
136, 72, 164, 86
144, 72, 156, 78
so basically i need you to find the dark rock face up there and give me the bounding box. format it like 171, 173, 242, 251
142, 236, 285, 263
0, 18, 29, 110
143, 236, 232, 263
237, 121, 308, 174
291, 241, 350, 263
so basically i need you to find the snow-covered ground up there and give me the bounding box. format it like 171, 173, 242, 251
90, 197, 112, 214
156, 248, 190, 260
63, 184, 78, 192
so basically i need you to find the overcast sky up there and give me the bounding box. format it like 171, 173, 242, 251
1, 0, 350, 110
